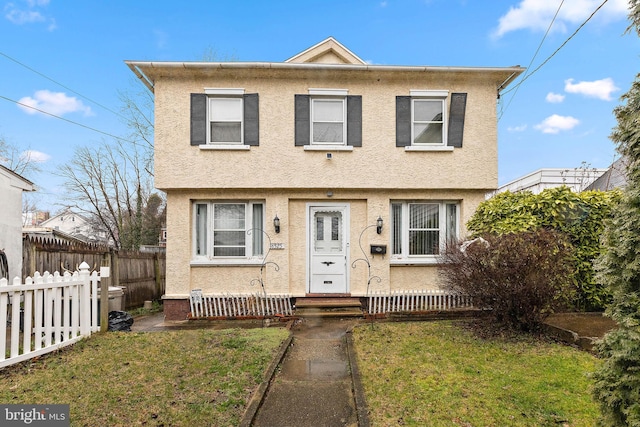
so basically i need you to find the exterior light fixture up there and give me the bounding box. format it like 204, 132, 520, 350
376, 216, 383, 234
274, 215, 280, 234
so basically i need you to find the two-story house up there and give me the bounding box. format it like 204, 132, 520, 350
127, 38, 523, 320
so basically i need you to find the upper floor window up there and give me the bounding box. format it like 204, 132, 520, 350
190, 90, 259, 148
209, 97, 243, 144
295, 89, 361, 149
311, 98, 346, 144
396, 91, 467, 150
391, 201, 459, 262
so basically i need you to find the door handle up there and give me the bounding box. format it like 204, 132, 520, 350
321, 261, 335, 266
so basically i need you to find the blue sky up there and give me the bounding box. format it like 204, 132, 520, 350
0, 0, 638, 212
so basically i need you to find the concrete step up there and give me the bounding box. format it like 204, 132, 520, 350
295, 297, 362, 308
295, 306, 363, 318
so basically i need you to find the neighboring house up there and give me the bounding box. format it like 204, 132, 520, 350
127, 37, 524, 320
492, 167, 608, 196
585, 156, 628, 191
34, 208, 109, 244
0, 164, 34, 279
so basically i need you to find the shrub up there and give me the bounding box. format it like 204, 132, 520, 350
467, 186, 620, 311
439, 228, 574, 332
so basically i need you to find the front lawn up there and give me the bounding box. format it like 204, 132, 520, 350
352, 321, 600, 427
0, 328, 289, 426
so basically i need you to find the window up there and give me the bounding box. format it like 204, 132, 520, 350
209, 97, 243, 144
190, 92, 259, 147
391, 201, 459, 260
311, 98, 345, 144
295, 92, 361, 148
193, 201, 264, 260
396, 92, 467, 149
412, 99, 444, 145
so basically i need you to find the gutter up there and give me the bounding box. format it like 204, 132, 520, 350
125, 60, 525, 93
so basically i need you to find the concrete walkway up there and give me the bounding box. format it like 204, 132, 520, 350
250, 317, 366, 427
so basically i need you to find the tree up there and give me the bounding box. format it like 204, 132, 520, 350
592, 4, 640, 423
592, 75, 640, 427
0, 135, 42, 178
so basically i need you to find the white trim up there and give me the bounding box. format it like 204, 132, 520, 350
411, 98, 447, 146
410, 89, 449, 98
308, 88, 349, 96
304, 145, 353, 151
204, 88, 245, 95
199, 144, 251, 151
311, 97, 346, 145
190, 259, 265, 267
404, 146, 454, 152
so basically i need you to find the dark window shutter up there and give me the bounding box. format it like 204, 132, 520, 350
295, 95, 310, 146
243, 93, 259, 146
190, 93, 207, 146
346, 95, 362, 147
447, 93, 467, 148
396, 96, 411, 147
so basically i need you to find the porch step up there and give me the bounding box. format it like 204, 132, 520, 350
294, 297, 364, 318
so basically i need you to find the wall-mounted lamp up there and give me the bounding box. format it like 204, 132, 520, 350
376, 216, 383, 234
273, 215, 281, 234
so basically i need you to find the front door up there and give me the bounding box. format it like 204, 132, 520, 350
309, 205, 349, 294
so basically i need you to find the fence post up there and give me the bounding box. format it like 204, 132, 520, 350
100, 253, 111, 332
78, 262, 91, 335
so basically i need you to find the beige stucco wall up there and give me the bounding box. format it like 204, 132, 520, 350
163, 188, 484, 298
145, 63, 509, 299
152, 67, 500, 193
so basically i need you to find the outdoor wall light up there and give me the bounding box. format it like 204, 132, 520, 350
274, 215, 280, 234
376, 216, 383, 234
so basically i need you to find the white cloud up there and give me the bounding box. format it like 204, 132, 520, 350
493, 0, 629, 38
546, 92, 565, 103
535, 114, 580, 134
4, 0, 55, 30
18, 90, 93, 117
564, 77, 619, 101
507, 124, 527, 132
21, 150, 51, 163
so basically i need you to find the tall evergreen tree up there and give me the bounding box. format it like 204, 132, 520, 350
592, 4, 640, 423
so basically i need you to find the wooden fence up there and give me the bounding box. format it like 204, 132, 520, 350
367, 289, 473, 315
1, 263, 100, 369
22, 235, 165, 309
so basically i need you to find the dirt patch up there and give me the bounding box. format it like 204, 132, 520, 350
545, 312, 617, 338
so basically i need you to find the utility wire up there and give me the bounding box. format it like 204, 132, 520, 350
499, 0, 565, 120
499, 0, 610, 120
0, 94, 148, 149
0, 50, 130, 122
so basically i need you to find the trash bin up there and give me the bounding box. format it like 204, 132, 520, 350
97, 287, 125, 312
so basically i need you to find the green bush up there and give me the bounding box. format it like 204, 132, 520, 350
439, 229, 575, 332
467, 186, 620, 311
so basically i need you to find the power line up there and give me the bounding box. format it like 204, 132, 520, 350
0, 93, 149, 149
0, 50, 130, 122
499, 0, 565, 120
499, 0, 610, 120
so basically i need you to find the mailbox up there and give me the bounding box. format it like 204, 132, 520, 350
370, 245, 387, 255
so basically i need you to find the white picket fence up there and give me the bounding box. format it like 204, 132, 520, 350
367, 289, 473, 315
189, 290, 293, 318
0, 262, 101, 369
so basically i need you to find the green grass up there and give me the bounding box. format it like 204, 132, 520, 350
0, 328, 289, 426
352, 321, 600, 427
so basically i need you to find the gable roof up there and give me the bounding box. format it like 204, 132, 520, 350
285, 37, 366, 65
0, 164, 35, 191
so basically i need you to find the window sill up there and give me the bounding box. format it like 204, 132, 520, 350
303, 145, 354, 151
404, 145, 454, 152
191, 258, 265, 267
390, 258, 443, 266
199, 144, 251, 151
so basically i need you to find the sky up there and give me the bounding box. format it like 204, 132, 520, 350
0, 0, 638, 213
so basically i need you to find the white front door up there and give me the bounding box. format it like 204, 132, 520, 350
309, 205, 349, 294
